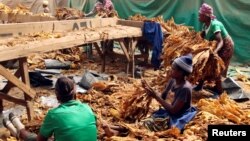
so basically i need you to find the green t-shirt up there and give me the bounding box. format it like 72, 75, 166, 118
39, 100, 97, 141
203, 19, 229, 40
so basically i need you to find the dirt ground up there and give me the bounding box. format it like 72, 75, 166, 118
0, 50, 250, 141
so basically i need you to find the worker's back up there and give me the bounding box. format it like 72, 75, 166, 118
39, 100, 97, 141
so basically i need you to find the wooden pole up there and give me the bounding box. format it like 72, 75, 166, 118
19, 57, 34, 121
131, 38, 138, 78
101, 41, 106, 72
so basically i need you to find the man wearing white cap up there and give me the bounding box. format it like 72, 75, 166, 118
43, 0, 50, 13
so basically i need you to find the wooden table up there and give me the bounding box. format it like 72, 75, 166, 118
0, 18, 144, 120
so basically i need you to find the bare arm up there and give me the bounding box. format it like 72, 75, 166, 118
85, 8, 97, 17
214, 32, 224, 53
142, 80, 185, 115
152, 94, 185, 115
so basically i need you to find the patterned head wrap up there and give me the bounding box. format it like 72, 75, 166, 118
95, 0, 113, 11
199, 3, 216, 19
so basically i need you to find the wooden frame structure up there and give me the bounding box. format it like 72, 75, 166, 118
93, 38, 138, 77
0, 58, 35, 120
0, 18, 144, 120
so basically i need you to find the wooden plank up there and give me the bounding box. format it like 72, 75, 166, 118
118, 19, 169, 34
0, 92, 27, 106
100, 18, 117, 27
0, 18, 118, 38
53, 18, 117, 32
0, 65, 35, 99
117, 20, 144, 28
2, 13, 56, 23
0, 25, 142, 62
0, 22, 54, 38
53, 19, 93, 32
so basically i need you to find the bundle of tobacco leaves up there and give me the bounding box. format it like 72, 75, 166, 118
55, 7, 84, 20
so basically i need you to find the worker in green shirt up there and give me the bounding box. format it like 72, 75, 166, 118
3, 77, 97, 141
194, 3, 234, 95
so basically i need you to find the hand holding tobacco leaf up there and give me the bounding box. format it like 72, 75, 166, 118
141, 79, 158, 98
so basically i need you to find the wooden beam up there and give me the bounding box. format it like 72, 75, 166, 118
0, 21, 54, 38
1, 68, 21, 93
19, 57, 34, 120
117, 20, 144, 28
0, 18, 118, 38
0, 65, 35, 99
118, 40, 130, 62
0, 92, 27, 106
19, 58, 31, 89
20, 57, 34, 120
93, 43, 103, 57
0, 67, 21, 112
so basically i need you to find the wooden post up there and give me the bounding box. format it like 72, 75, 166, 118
93, 43, 103, 58
130, 39, 138, 78
19, 57, 34, 121
118, 39, 130, 62
101, 41, 106, 72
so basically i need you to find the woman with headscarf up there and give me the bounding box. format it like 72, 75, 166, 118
194, 3, 234, 94
85, 0, 114, 17
3, 77, 97, 141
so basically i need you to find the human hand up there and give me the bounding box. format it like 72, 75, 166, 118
141, 79, 157, 98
